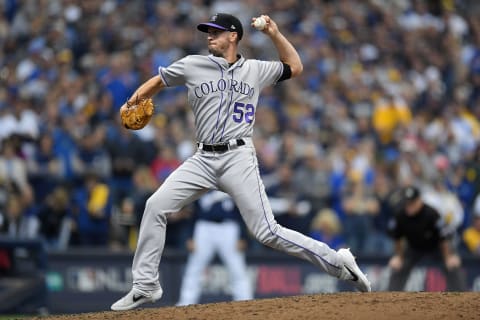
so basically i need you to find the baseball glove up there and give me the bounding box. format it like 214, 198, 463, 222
120, 97, 155, 130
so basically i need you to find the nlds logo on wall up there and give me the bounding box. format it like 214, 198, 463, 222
65, 267, 132, 292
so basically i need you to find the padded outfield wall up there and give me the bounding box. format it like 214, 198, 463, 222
47, 250, 480, 314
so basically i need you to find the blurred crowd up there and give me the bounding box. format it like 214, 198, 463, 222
0, 0, 480, 257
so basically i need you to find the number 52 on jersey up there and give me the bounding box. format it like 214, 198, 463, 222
232, 102, 255, 123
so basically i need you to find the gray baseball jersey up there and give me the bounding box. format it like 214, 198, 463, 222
159, 54, 282, 143
131, 54, 342, 294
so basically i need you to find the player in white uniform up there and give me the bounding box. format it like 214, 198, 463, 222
111, 13, 371, 311
176, 190, 252, 305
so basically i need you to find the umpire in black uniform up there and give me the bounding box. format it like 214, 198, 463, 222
387, 186, 466, 291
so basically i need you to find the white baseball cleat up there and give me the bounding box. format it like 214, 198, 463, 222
111, 287, 163, 311
337, 248, 371, 292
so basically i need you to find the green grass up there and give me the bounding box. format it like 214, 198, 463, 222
0, 316, 29, 320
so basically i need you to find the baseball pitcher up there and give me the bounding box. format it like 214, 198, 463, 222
112, 13, 371, 311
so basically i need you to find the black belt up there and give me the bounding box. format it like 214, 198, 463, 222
197, 139, 245, 152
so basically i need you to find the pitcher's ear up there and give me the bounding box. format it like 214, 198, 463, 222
230, 31, 239, 43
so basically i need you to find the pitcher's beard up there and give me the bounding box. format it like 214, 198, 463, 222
208, 47, 224, 58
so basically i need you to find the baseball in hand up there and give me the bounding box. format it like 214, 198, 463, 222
253, 16, 267, 30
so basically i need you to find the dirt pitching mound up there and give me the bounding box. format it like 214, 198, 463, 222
32, 292, 478, 320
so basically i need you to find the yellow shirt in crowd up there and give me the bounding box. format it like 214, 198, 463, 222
463, 227, 480, 254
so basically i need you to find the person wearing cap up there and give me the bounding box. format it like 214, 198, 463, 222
111, 12, 370, 311
387, 186, 466, 291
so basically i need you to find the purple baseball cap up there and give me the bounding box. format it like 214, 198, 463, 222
197, 13, 243, 40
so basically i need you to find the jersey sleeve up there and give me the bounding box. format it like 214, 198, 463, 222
158, 56, 188, 87
255, 60, 284, 90
387, 215, 403, 239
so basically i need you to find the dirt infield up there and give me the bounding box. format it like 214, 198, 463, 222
31, 292, 479, 320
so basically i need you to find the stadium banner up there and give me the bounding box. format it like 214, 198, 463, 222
42, 250, 480, 314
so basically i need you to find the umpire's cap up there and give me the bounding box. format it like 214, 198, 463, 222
386, 186, 421, 215
197, 13, 243, 40
403, 186, 421, 203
